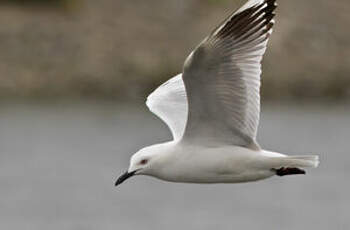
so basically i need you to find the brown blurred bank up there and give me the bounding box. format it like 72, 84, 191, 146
0, 0, 349, 101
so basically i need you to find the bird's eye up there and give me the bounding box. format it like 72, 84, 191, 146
140, 159, 148, 165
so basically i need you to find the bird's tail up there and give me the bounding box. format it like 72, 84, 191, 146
267, 155, 320, 169
283, 155, 320, 168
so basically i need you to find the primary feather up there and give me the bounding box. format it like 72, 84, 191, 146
182, 0, 276, 149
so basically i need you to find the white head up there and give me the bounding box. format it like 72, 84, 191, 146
115, 144, 168, 186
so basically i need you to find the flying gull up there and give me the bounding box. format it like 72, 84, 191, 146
115, 0, 319, 186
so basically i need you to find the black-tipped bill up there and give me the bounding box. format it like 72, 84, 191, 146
115, 170, 136, 186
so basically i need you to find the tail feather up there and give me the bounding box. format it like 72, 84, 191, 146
285, 155, 320, 168
268, 155, 320, 169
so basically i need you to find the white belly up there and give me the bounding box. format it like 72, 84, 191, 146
153, 144, 276, 184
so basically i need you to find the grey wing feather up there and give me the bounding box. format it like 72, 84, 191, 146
182, 0, 277, 149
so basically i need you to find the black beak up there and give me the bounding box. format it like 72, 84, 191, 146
115, 170, 136, 186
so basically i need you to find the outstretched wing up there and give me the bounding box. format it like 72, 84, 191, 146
182, 0, 277, 149
146, 74, 187, 140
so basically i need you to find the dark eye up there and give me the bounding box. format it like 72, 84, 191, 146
140, 159, 148, 165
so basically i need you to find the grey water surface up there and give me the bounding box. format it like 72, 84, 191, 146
0, 101, 349, 230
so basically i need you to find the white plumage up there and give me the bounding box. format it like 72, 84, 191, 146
115, 0, 319, 186
146, 74, 187, 140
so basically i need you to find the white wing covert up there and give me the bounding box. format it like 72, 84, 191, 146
146, 74, 187, 140
182, 0, 277, 149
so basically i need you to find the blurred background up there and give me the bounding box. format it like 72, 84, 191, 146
0, 0, 349, 229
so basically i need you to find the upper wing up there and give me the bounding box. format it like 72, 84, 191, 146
182, 0, 277, 149
146, 74, 188, 140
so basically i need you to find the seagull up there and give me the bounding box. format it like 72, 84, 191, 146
115, 0, 319, 186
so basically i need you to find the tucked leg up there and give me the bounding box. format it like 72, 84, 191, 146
274, 167, 306, 176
